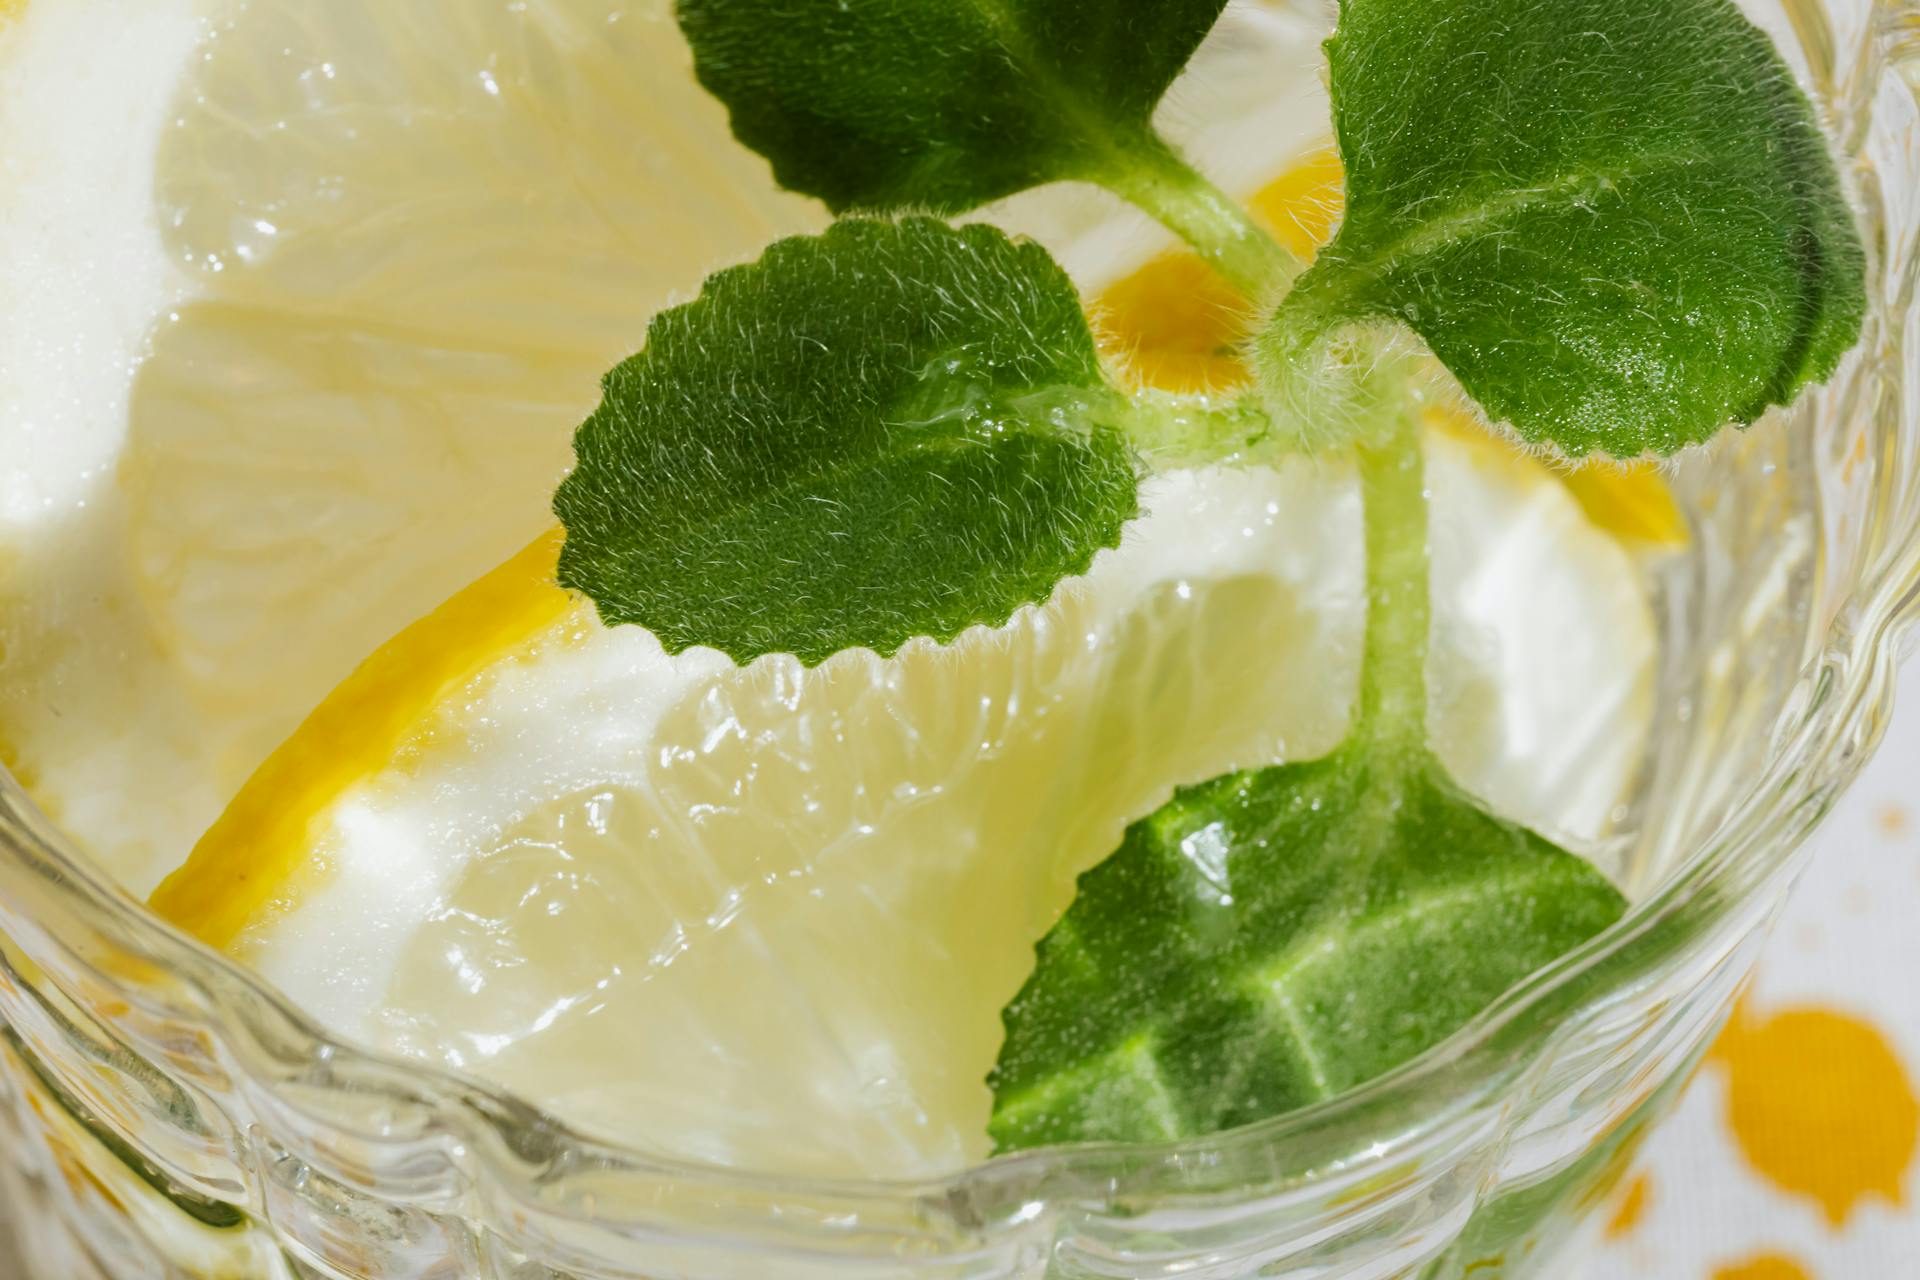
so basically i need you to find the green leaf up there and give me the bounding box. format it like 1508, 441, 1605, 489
674, 0, 1229, 215
1264, 0, 1866, 457
553, 217, 1139, 667
988, 748, 1626, 1150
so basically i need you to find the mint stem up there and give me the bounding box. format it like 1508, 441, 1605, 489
1116, 389, 1279, 467
1100, 136, 1300, 300
1353, 404, 1430, 760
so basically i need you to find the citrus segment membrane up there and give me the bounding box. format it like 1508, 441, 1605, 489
0, 0, 227, 893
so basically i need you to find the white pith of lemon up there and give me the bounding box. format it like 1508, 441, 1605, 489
154, 431, 1655, 1179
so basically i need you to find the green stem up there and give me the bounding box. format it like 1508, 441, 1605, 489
1115, 388, 1280, 467
1098, 136, 1300, 300
1353, 404, 1430, 762
1100, 131, 1428, 762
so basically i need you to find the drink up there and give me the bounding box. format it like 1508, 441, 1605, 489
0, 1, 1913, 1276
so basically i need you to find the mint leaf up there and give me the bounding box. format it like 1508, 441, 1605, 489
553, 218, 1138, 666
675, 0, 1228, 215
1265, 0, 1865, 457
988, 749, 1625, 1149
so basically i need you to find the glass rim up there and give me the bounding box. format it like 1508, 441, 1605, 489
1, 0, 1917, 1252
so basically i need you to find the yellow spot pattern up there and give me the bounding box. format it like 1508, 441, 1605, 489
1710, 1251, 1815, 1280
1710, 1002, 1919, 1227
1604, 1172, 1652, 1240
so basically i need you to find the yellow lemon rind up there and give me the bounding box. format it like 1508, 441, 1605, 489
150, 529, 572, 950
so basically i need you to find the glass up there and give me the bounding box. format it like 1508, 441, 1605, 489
1, 0, 1917, 1275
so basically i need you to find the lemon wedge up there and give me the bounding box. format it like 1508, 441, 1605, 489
154, 429, 1654, 1178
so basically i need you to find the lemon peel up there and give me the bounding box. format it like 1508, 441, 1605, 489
150, 530, 569, 949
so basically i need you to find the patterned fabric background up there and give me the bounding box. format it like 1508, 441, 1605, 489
1590, 656, 1920, 1279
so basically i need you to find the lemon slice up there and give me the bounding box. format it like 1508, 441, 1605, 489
0, 0, 816, 891
124, 0, 821, 774
154, 432, 1653, 1178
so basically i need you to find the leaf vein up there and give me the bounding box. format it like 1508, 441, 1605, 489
1338, 149, 1709, 290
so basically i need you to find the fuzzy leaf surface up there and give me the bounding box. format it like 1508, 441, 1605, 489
989, 749, 1626, 1149
554, 218, 1137, 666
1268, 0, 1866, 456
675, 0, 1228, 213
